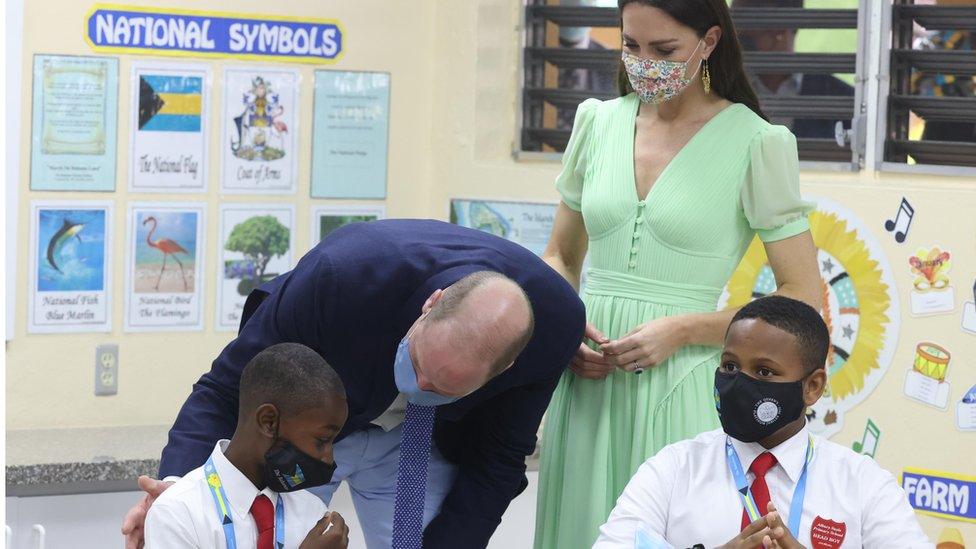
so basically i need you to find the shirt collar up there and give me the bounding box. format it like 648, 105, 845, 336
728, 422, 811, 484
211, 440, 277, 518
748, 73, 803, 96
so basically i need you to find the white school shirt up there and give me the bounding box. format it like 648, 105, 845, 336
594, 425, 933, 549
145, 440, 329, 549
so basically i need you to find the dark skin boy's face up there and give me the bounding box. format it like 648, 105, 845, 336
255, 395, 349, 464
720, 318, 827, 409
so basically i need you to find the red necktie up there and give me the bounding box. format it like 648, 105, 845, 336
250, 494, 275, 549
740, 451, 778, 531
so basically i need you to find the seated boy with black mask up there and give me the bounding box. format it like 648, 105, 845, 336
594, 296, 931, 549
146, 343, 350, 548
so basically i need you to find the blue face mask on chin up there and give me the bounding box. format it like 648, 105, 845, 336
393, 337, 462, 406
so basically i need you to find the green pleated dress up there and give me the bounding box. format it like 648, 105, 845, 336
534, 94, 814, 549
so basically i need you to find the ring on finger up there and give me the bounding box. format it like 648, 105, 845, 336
633, 361, 644, 375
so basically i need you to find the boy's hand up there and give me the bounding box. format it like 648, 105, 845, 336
122, 475, 174, 549
717, 516, 773, 549
300, 511, 349, 549
762, 503, 805, 549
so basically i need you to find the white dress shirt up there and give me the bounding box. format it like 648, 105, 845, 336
145, 440, 329, 549
371, 393, 408, 431
748, 73, 803, 129
595, 425, 933, 549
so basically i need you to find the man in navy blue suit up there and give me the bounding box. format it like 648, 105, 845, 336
123, 219, 586, 549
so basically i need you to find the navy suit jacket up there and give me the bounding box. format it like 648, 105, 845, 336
159, 219, 586, 548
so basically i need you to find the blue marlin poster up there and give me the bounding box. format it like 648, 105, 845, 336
29, 201, 113, 333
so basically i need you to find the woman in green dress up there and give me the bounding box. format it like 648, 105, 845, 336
534, 1, 822, 547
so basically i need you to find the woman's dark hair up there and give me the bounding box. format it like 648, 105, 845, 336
616, 0, 766, 120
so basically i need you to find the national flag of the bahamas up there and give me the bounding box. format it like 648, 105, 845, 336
138, 75, 202, 132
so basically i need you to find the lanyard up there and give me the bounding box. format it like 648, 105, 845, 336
205, 456, 285, 549
725, 435, 814, 538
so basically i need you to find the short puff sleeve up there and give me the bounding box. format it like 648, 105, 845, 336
555, 98, 601, 212
741, 125, 814, 242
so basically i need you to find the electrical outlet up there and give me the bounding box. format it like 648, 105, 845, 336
95, 344, 118, 396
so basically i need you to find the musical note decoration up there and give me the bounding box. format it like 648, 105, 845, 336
852, 418, 881, 458
884, 197, 915, 243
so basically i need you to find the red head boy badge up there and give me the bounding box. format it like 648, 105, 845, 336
810, 516, 847, 549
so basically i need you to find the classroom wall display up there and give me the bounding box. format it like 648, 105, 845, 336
958, 383, 976, 432
85, 5, 343, 63
30, 54, 118, 191
961, 280, 976, 335
450, 198, 590, 288
221, 67, 299, 194
902, 468, 976, 524
883, 196, 915, 244
310, 70, 390, 199
311, 203, 385, 244
450, 199, 556, 256
937, 527, 967, 549
722, 196, 900, 439
904, 341, 952, 410
125, 203, 206, 331
28, 201, 112, 333
217, 204, 295, 331
129, 62, 210, 192
908, 245, 955, 316
851, 417, 880, 458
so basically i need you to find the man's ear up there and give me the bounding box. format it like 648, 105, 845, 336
803, 368, 828, 407
421, 289, 444, 315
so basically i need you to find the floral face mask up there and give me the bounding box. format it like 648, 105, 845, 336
622, 40, 704, 104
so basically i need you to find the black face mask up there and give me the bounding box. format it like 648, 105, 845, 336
262, 439, 337, 493
714, 369, 808, 443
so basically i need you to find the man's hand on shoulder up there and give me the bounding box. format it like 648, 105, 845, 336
122, 475, 175, 549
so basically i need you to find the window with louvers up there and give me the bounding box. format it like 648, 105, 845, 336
521, 2, 862, 165
884, 1, 976, 169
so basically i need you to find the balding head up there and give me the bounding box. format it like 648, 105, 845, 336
408, 272, 534, 397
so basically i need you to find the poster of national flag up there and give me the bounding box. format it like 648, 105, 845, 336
129, 62, 210, 193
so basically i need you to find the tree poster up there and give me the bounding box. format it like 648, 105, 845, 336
217, 203, 295, 331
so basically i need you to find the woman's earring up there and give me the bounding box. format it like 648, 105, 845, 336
702, 59, 711, 94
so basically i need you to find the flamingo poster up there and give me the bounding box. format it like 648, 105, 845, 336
28, 201, 113, 333
129, 62, 210, 193
216, 203, 295, 331
220, 67, 299, 194
125, 202, 206, 331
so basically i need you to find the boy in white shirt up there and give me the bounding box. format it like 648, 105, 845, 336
595, 296, 932, 549
145, 343, 350, 548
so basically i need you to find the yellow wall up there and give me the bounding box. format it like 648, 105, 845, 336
6, 0, 975, 544
7, 0, 439, 427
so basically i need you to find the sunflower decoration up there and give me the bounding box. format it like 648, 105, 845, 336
724, 198, 900, 438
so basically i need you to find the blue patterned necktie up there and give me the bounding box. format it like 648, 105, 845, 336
392, 402, 436, 549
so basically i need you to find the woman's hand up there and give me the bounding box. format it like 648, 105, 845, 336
570, 323, 614, 380
600, 316, 687, 373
